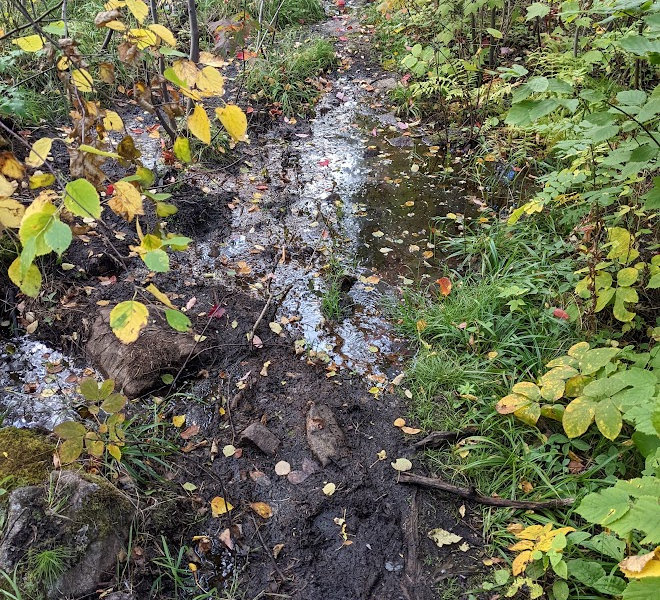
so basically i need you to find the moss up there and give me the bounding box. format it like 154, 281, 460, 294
0, 427, 54, 490
71, 472, 134, 538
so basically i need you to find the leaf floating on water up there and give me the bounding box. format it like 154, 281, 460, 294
428, 528, 462, 548
211, 496, 233, 516
391, 458, 413, 472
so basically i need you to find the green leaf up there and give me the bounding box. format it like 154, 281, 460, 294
165, 309, 191, 332
623, 578, 660, 600
526, 2, 550, 19
59, 438, 83, 463
616, 90, 647, 107
79, 377, 100, 401
592, 576, 626, 596
618, 267, 639, 287
64, 179, 101, 219
100, 392, 127, 414
577, 485, 632, 526
156, 202, 178, 217
578, 348, 619, 375
594, 398, 622, 440
527, 76, 548, 93
585, 125, 620, 143
173, 136, 192, 163
613, 287, 639, 322
143, 249, 170, 272
552, 580, 569, 600
486, 28, 503, 39
567, 559, 606, 587
44, 219, 72, 256
563, 397, 596, 438
54, 421, 86, 440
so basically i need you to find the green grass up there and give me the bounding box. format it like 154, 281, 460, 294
245, 32, 336, 114
390, 214, 646, 545
27, 546, 73, 590
321, 258, 347, 321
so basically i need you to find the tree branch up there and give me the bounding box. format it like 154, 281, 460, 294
399, 472, 574, 510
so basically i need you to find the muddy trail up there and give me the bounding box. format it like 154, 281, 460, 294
0, 4, 489, 600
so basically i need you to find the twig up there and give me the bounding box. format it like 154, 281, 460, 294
412, 428, 478, 450
250, 515, 290, 583
247, 283, 293, 346
0, 1, 62, 41
399, 472, 574, 510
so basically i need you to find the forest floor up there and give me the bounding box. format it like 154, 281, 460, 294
0, 3, 491, 599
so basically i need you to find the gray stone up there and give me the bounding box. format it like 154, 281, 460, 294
86, 307, 196, 397
0, 470, 134, 599
374, 77, 398, 93
239, 423, 280, 455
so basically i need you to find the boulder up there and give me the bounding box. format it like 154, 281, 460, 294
0, 470, 134, 599
86, 307, 196, 397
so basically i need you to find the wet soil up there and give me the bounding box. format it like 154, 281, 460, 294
0, 4, 492, 599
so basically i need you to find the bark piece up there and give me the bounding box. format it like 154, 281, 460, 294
305, 403, 346, 467
240, 423, 280, 455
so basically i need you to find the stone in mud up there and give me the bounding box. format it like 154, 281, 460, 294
306, 403, 346, 467
374, 77, 398, 93
86, 307, 196, 397
387, 136, 414, 148
0, 470, 134, 599
240, 423, 280, 455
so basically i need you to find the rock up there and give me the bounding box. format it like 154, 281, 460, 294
306, 403, 346, 467
387, 136, 414, 148
239, 423, 280, 455
374, 77, 398, 93
86, 307, 196, 397
0, 470, 135, 599
0, 427, 54, 486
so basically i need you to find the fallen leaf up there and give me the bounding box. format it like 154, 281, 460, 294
401, 426, 421, 435
436, 277, 452, 296
391, 458, 412, 472
180, 424, 200, 439
323, 482, 336, 496
250, 502, 273, 518
211, 496, 233, 517
428, 528, 462, 548
275, 460, 291, 476
172, 415, 186, 427
223, 444, 236, 457
272, 543, 284, 558
393, 418, 406, 427
182, 482, 197, 492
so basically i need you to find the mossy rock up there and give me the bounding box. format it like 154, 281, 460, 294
0, 427, 54, 490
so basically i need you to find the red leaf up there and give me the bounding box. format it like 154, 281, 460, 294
318, 159, 330, 167
208, 305, 226, 318
436, 277, 452, 296
180, 424, 200, 440
553, 308, 570, 320
106, 184, 115, 195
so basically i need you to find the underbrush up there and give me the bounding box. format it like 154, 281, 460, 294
245, 32, 336, 114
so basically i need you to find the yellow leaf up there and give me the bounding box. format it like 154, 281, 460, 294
215, 105, 247, 142
322, 482, 336, 496
199, 51, 226, 67
103, 110, 124, 131
13, 34, 44, 52
172, 415, 185, 427
173, 60, 199, 87
126, 0, 149, 23
512, 550, 533, 576
129, 28, 158, 49
188, 104, 211, 145
148, 24, 176, 46
619, 549, 660, 579
0, 173, 17, 196
25, 138, 53, 169
8, 257, 41, 297
0, 197, 25, 229
29, 173, 56, 189
71, 68, 94, 93
108, 181, 144, 221
105, 20, 127, 31
145, 283, 175, 309
211, 496, 233, 517
99, 62, 115, 83
250, 502, 273, 518
196, 66, 224, 96
107, 443, 122, 461
0, 152, 25, 179
109, 300, 149, 344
